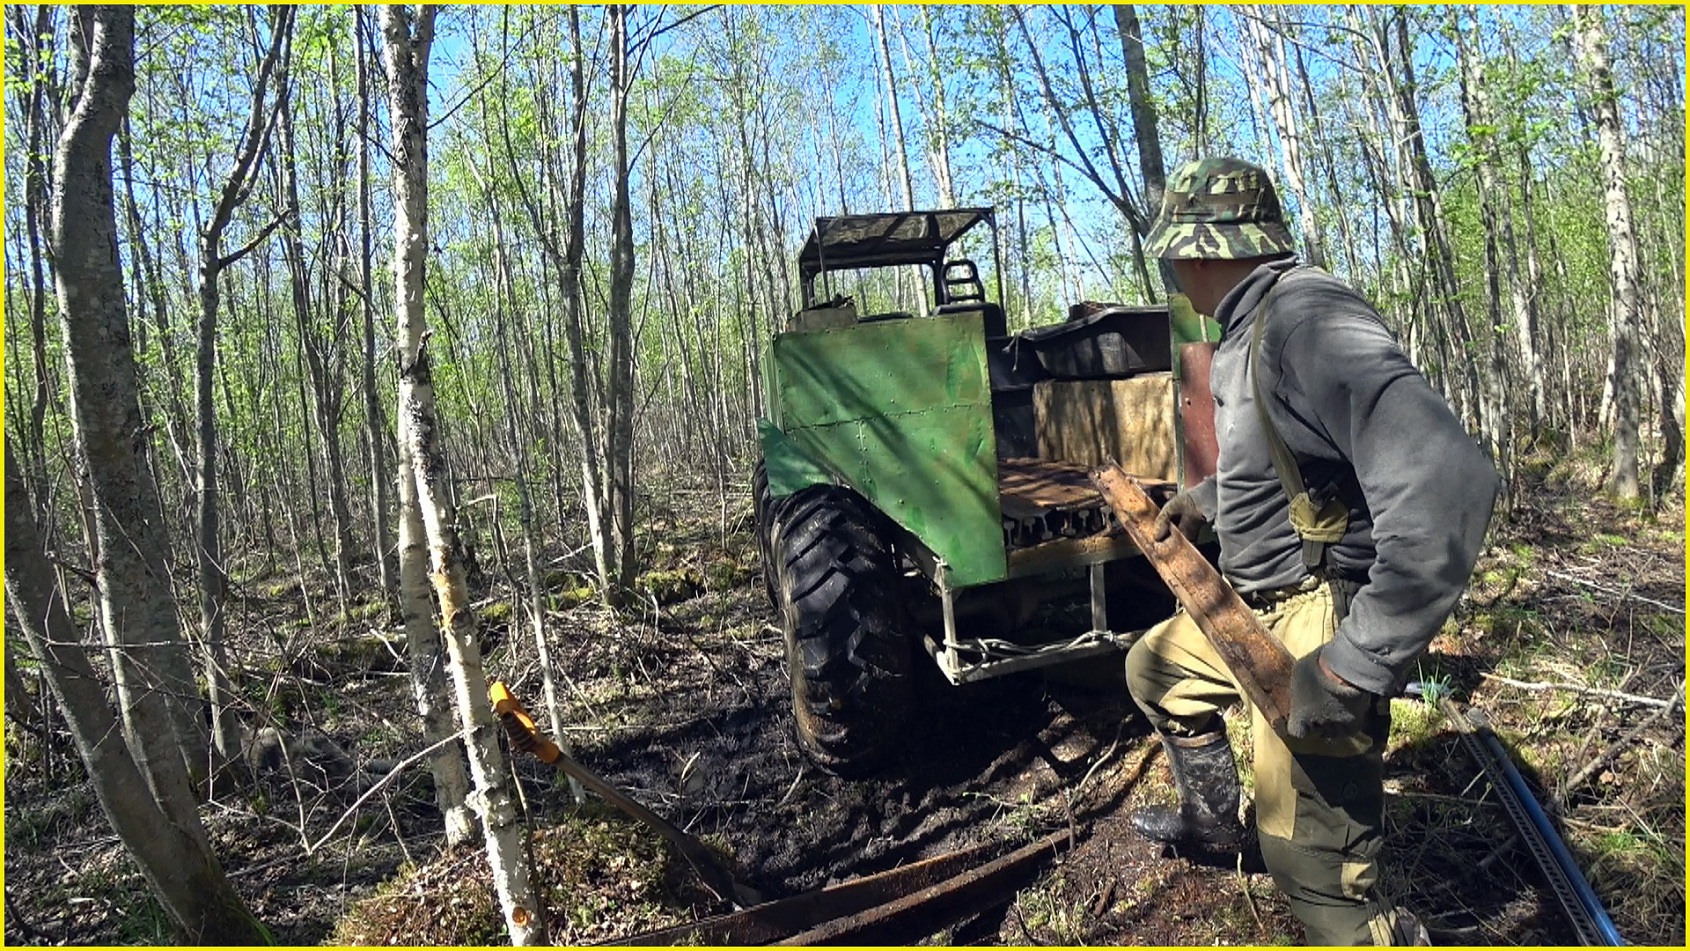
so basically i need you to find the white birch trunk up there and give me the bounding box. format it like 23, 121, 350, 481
1572, 4, 1643, 499
1241, 9, 1326, 268
380, 6, 547, 943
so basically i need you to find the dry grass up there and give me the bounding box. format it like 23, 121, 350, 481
1384, 457, 1685, 945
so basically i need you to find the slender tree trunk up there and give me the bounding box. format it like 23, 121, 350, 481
1572, 4, 1643, 500
381, 6, 546, 942
1290, 37, 1360, 281
989, 15, 1033, 327
605, 5, 639, 600
7, 444, 270, 944
275, 48, 355, 609
476, 157, 584, 803
52, 3, 207, 801
194, 5, 292, 765
376, 4, 476, 851
915, 6, 956, 209
1113, 4, 1175, 290
12, 4, 62, 528
1239, 9, 1324, 268
871, 4, 916, 218
1453, 11, 1518, 507
356, 10, 397, 605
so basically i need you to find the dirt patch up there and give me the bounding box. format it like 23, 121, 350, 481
4, 475, 1682, 945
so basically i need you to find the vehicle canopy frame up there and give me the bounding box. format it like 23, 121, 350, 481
797, 207, 1006, 310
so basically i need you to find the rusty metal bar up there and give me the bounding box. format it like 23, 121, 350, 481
1089, 465, 1296, 733
774, 829, 1073, 946
600, 838, 1008, 946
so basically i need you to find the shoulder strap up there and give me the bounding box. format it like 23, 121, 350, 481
1247, 270, 1350, 573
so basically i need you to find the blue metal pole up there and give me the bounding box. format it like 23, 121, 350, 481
1476, 725, 1625, 946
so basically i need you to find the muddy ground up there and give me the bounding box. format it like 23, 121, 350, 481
4, 467, 1683, 946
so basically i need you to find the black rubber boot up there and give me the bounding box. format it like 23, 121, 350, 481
1130, 726, 1245, 851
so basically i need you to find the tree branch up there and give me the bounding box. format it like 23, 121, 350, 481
305, 728, 470, 855
1479, 672, 1684, 710
216, 209, 291, 270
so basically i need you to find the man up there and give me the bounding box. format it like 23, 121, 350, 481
1125, 157, 1499, 945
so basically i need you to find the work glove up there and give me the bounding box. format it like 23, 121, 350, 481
1153, 487, 1210, 543
1286, 646, 1373, 740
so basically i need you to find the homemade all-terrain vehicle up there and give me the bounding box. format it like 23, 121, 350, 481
754, 208, 1218, 774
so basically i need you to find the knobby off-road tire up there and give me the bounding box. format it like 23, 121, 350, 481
773, 485, 914, 776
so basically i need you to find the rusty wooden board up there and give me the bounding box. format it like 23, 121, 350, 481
600, 838, 1007, 946
1089, 464, 1295, 732
997, 457, 1108, 520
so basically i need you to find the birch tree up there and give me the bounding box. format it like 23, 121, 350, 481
193, 3, 292, 766
1239, 7, 1326, 268
380, 2, 474, 849
1571, 4, 1643, 500
380, 5, 546, 941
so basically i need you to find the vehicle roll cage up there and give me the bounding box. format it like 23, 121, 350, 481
797, 207, 1006, 310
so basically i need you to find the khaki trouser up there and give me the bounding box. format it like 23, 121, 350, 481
1125, 584, 1406, 946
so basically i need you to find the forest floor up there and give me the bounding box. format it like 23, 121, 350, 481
3, 451, 1684, 946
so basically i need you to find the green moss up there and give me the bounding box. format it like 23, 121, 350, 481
482, 601, 514, 623
638, 569, 702, 605
554, 584, 597, 610
315, 633, 407, 675
1387, 697, 1442, 750
703, 560, 753, 591
262, 578, 301, 599
331, 805, 708, 945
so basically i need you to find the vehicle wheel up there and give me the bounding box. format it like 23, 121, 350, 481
773, 485, 914, 775
752, 460, 787, 610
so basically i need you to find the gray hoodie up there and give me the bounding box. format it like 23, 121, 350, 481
1187, 258, 1499, 694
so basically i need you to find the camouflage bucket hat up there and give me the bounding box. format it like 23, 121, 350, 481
1143, 157, 1296, 260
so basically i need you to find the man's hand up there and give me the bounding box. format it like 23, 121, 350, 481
1286, 647, 1372, 739
1153, 488, 1210, 543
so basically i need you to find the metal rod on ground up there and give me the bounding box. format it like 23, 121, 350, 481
1440, 697, 1624, 946
601, 837, 1009, 946
773, 828, 1074, 946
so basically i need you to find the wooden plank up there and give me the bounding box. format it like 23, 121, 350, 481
1033, 375, 1176, 481
1088, 464, 1295, 733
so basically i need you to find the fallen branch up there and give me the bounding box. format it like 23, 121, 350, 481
1479, 672, 1683, 710
1553, 681, 1686, 812
1544, 569, 1684, 615
305, 728, 469, 855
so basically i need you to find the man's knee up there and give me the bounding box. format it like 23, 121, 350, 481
1124, 636, 1173, 726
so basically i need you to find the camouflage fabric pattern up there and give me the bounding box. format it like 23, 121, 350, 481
1144, 157, 1297, 260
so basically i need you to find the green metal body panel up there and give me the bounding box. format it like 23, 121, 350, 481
759, 313, 1006, 587
758, 419, 838, 495
1168, 291, 1223, 348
